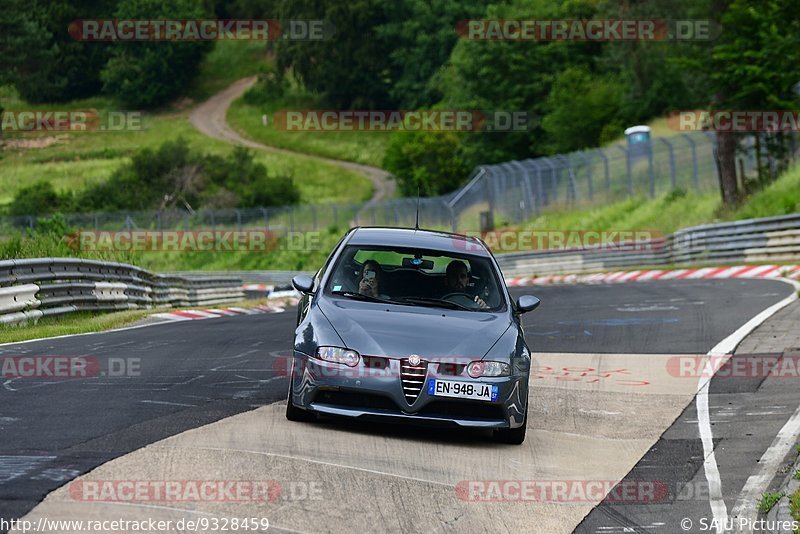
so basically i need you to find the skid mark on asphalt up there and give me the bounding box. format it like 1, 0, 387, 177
12, 352, 707, 533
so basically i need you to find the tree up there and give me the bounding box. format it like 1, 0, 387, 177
541, 67, 626, 153
710, 0, 800, 205
383, 130, 471, 196
0, 0, 116, 103
275, 0, 393, 109
9, 182, 63, 216
376, 0, 490, 108
101, 0, 212, 108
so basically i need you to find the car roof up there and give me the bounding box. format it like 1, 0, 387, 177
347, 227, 490, 257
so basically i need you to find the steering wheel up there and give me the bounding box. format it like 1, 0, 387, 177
441, 292, 472, 300
440, 292, 479, 308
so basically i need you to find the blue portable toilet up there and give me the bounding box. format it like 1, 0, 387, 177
624, 125, 651, 146
624, 125, 651, 161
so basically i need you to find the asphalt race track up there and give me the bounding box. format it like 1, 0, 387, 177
0, 278, 796, 533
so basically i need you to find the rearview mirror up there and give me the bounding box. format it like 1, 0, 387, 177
292, 274, 315, 294
516, 295, 540, 313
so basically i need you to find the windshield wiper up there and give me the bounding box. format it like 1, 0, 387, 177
331, 290, 394, 304
395, 296, 474, 311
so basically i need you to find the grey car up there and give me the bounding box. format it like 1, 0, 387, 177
286, 227, 540, 444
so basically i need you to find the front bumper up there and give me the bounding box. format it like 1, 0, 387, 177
288, 351, 528, 429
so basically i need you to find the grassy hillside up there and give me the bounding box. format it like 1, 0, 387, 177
515, 160, 800, 237
227, 80, 389, 167
0, 42, 372, 208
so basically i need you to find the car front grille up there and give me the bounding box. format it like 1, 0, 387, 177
400, 358, 428, 405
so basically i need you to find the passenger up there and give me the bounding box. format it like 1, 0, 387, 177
444, 260, 489, 309
358, 260, 382, 298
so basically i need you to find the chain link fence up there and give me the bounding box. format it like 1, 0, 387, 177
0, 131, 754, 238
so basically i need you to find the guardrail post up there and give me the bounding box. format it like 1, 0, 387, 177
661, 138, 677, 190
681, 133, 700, 191
617, 146, 633, 196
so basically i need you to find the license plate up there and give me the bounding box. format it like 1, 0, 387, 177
427, 379, 498, 401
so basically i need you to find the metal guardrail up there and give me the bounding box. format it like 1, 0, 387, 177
0, 258, 244, 325
494, 213, 800, 278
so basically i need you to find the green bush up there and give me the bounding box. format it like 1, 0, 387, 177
70, 140, 299, 213
383, 130, 470, 196
100, 0, 212, 108
9, 182, 63, 216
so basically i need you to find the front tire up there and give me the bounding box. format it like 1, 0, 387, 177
286, 393, 316, 422
493, 407, 527, 444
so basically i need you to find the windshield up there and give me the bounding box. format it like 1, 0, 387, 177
325, 245, 505, 312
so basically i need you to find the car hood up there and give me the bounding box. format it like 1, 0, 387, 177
318, 297, 511, 359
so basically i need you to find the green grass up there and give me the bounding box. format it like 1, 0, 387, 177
0, 41, 372, 209
0, 310, 153, 344
515, 192, 721, 237
790, 489, 800, 530
508, 160, 800, 244
187, 41, 271, 102
0, 296, 271, 344
758, 491, 785, 514
226, 84, 390, 167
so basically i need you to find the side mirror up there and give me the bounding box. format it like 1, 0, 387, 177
516, 295, 540, 314
292, 274, 315, 294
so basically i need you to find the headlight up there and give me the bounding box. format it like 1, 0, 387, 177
315, 346, 360, 367
467, 360, 510, 378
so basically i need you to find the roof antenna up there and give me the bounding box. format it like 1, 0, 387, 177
414, 184, 421, 230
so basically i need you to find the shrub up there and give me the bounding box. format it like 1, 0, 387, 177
9, 182, 62, 216
383, 130, 470, 197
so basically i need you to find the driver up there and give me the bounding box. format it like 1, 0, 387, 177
445, 260, 489, 309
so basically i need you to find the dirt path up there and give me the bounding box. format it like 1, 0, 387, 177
189, 76, 395, 204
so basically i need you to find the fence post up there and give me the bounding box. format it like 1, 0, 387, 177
646, 141, 655, 198
561, 155, 579, 203
617, 145, 633, 196
528, 159, 545, 209
542, 157, 558, 204
661, 138, 677, 190
511, 160, 534, 221
681, 133, 700, 191
579, 151, 593, 201
595, 148, 610, 198
703, 131, 719, 183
